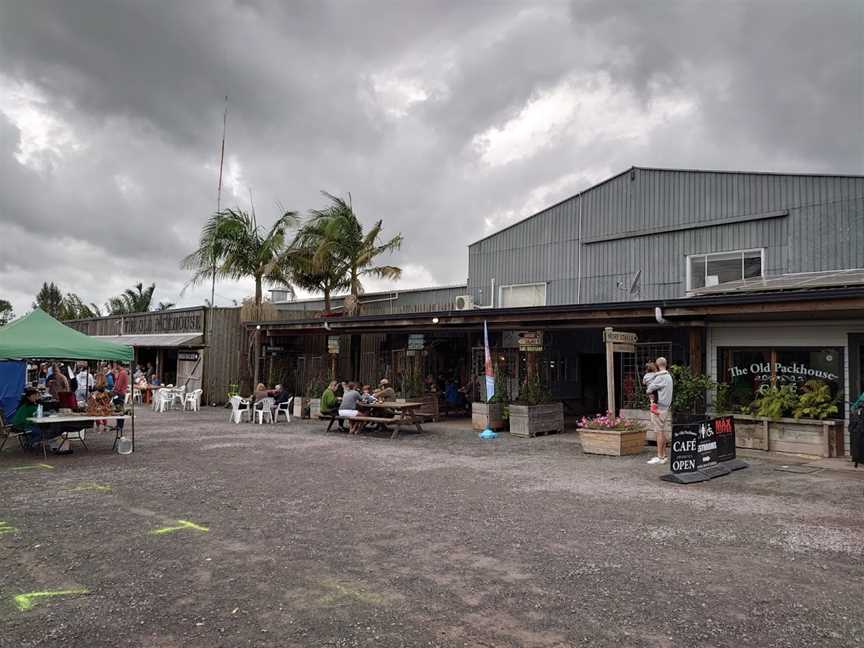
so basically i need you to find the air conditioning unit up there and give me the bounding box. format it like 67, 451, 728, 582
454, 295, 474, 311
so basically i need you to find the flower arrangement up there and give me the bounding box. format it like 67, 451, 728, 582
578, 412, 645, 432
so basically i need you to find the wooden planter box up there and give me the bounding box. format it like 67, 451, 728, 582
580, 427, 646, 456
309, 398, 321, 419
293, 397, 309, 419
419, 393, 440, 422
733, 414, 844, 458
509, 403, 564, 438
472, 402, 506, 431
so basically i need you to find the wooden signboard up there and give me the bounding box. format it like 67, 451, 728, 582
327, 336, 340, 355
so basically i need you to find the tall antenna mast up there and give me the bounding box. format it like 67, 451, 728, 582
212, 95, 229, 307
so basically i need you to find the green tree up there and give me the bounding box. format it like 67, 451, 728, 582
106, 282, 156, 314
59, 293, 102, 320
303, 192, 402, 315
287, 219, 350, 312
181, 208, 298, 319
33, 282, 64, 318
0, 299, 14, 326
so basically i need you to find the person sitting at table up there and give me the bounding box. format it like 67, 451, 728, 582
360, 384, 377, 405
338, 382, 363, 434
150, 373, 161, 387
373, 378, 395, 402
133, 365, 145, 382
273, 384, 290, 406
320, 380, 346, 431
11, 388, 73, 454
254, 382, 271, 401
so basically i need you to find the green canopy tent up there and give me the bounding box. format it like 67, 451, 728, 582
0, 309, 133, 362
0, 309, 136, 452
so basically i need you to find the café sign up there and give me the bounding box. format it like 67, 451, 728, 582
517, 331, 543, 352
728, 361, 838, 383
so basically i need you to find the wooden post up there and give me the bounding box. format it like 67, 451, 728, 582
604, 327, 615, 416
253, 326, 261, 388
526, 350, 537, 380
688, 328, 703, 374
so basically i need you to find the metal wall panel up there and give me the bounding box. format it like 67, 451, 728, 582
468, 169, 864, 306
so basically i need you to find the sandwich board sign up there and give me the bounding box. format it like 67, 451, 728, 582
662, 416, 747, 484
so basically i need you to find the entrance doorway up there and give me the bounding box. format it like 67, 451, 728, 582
849, 334, 864, 407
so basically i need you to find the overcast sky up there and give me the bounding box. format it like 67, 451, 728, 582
0, 0, 861, 317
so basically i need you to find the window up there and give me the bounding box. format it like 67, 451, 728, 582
499, 283, 546, 308
687, 249, 763, 291
717, 346, 844, 413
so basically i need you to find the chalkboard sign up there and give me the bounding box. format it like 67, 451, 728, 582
670, 416, 736, 474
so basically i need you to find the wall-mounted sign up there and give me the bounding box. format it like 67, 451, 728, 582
177, 351, 200, 362
517, 331, 543, 352
670, 416, 736, 474
408, 334, 425, 351
603, 330, 638, 345
327, 336, 340, 355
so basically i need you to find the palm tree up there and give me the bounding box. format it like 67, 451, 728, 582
33, 282, 64, 318
59, 293, 101, 320
182, 208, 298, 319
106, 282, 156, 314
303, 192, 402, 314
287, 220, 350, 312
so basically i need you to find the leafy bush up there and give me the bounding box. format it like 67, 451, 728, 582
792, 380, 839, 420
743, 385, 798, 419
515, 372, 553, 406
578, 413, 645, 432
489, 362, 511, 404
669, 365, 716, 415
713, 383, 732, 414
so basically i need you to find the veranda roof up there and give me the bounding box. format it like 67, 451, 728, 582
0, 309, 133, 362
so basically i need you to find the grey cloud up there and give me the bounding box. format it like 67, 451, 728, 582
0, 0, 861, 317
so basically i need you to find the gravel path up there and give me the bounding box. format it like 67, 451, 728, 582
1, 408, 862, 647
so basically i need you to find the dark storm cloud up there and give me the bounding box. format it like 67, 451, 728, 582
0, 0, 860, 316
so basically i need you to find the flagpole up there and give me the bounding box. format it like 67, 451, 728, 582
480, 320, 497, 439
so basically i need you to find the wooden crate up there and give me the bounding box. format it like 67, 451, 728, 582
472, 402, 506, 431
580, 428, 646, 456
508, 403, 564, 438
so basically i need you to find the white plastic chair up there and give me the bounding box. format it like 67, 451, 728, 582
184, 389, 203, 411
229, 395, 251, 424
132, 388, 143, 405
253, 397, 275, 424
155, 389, 174, 413
274, 397, 292, 423
171, 386, 187, 410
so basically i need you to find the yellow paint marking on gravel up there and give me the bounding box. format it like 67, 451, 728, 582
150, 519, 210, 535
14, 588, 89, 611
317, 579, 388, 606
68, 483, 112, 492
0, 521, 17, 535
10, 464, 54, 471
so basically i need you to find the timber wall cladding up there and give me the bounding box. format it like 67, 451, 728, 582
203, 308, 249, 403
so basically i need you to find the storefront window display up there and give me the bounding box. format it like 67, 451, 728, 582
718, 347, 844, 412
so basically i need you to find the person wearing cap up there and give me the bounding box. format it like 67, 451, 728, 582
11, 388, 73, 454
373, 378, 395, 402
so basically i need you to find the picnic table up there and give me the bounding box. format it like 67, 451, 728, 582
354, 401, 425, 439
28, 414, 133, 458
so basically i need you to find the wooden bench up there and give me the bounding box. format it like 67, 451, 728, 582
317, 414, 348, 432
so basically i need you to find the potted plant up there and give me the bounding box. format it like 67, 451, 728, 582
471, 365, 509, 431
508, 373, 563, 438
578, 413, 646, 456
298, 375, 325, 419
669, 365, 716, 425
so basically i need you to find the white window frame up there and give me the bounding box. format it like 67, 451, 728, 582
686, 248, 765, 293
498, 282, 547, 308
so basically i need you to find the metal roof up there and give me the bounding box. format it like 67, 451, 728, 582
92, 333, 204, 348
689, 269, 864, 296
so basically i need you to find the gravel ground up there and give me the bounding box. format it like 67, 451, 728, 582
1, 407, 862, 648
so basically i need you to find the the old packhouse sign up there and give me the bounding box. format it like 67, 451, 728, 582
124, 310, 204, 334
728, 361, 839, 385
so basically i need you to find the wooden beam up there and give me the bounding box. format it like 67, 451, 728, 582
689, 328, 703, 374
